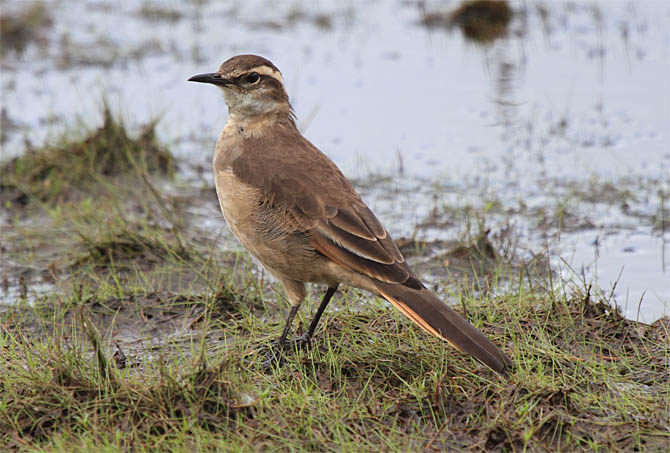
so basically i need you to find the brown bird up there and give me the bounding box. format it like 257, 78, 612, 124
189, 55, 511, 373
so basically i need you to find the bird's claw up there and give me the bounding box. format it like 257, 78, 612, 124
259, 334, 313, 370
290, 333, 313, 351
261, 347, 286, 369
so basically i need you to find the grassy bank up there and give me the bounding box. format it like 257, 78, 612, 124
1, 111, 668, 452
1, 278, 668, 451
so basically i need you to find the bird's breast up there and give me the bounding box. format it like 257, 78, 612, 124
213, 167, 316, 282
213, 168, 261, 237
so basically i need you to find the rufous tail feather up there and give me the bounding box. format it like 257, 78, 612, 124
375, 281, 511, 374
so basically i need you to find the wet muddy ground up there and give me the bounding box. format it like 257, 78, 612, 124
2, 0, 668, 321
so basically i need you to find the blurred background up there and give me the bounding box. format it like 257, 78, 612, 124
1, 0, 668, 321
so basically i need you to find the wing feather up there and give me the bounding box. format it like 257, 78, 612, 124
328, 208, 376, 240
309, 231, 410, 284
314, 217, 395, 264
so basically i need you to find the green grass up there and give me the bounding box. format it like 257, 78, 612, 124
1, 110, 668, 451
1, 270, 668, 451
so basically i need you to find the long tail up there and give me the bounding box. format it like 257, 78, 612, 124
374, 281, 512, 374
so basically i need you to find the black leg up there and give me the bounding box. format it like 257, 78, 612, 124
277, 304, 300, 348
261, 286, 338, 369
305, 285, 338, 338
262, 304, 300, 368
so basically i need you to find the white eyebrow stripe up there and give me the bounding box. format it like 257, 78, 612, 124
230, 65, 283, 84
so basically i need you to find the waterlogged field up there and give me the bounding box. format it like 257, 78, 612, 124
1, 0, 669, 451
2, 0, 668, 320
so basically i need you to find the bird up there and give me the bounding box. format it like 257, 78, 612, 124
188, 54, 512, 374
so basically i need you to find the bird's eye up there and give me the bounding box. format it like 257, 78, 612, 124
246, 72, 260, 84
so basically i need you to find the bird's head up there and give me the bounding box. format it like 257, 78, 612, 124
189, 54, 291, 120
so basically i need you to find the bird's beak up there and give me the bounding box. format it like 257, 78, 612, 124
188, 72, 231, 86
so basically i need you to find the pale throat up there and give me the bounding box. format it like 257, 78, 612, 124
222, 87, 286, 114
222, 91, 291, 137
223, 109, 284, 138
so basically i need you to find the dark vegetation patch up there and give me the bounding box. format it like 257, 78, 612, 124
138, 3, 183, 22
446, 229, 498, 261
420, 0, 513, 44
532, 200, 597, 233
74, 225, 191, 268
653, 188, 668, 232
56, 34, 166, 69
0, 105, 173, 207
246, 5, 340, 32
0, 2, 52, 55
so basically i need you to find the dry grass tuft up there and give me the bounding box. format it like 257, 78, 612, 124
0, 104, 173, 206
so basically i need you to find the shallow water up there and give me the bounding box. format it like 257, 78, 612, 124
1, 0, 668, 320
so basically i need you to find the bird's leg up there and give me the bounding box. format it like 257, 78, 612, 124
262, 304, 300, 368
277, 305, 300, 349
261, 286, 338, 368
293, 285, 338, 348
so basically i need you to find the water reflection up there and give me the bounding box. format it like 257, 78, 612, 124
419, 0, 513, 44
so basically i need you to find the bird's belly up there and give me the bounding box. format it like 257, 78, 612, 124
214, 169, 321, 281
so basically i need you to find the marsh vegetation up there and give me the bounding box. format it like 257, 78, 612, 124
1, 0, 668, 450
1, 105, 668, 451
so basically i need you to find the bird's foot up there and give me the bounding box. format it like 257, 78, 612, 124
260, 345, 286, 369
260, 334, 313, 369
289, 333, 313, 351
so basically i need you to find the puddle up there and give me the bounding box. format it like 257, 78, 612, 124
564, 227, 669, 323
1, 0, 668, 320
